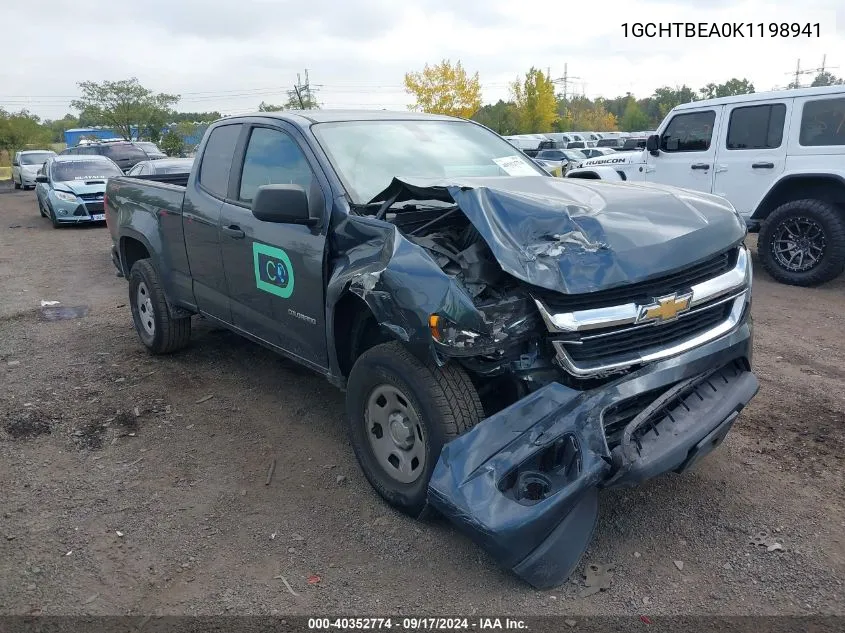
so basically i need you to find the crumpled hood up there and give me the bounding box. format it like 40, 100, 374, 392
371, 176, 746, 295
54, 180, 108, 196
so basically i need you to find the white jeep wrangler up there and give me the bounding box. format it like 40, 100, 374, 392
567, 85, 845, 286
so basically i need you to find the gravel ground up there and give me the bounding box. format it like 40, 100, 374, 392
1, 186, 843, 616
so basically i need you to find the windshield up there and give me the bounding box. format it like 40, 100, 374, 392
312, 119, 545, 204
156, 161, 193, 174
52, 160, 123, 182
21, 152, 54, 165
99, 143, 148, 161
536, 150, 563, 160
563, 150, 587, 160
136, 142, 163, 154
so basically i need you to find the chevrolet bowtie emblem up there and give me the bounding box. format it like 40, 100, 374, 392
638, 292, 693, 323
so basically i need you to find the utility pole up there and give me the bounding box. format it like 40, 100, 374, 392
550, 63, 581, 122
785, 55, 838, 89
289, 69, 319, 109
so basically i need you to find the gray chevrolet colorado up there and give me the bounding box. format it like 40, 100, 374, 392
105, 110, 758, 589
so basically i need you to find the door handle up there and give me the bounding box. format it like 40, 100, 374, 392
690, 163, 711, 170
222, 225, 245, 239
752, 162, 775, 169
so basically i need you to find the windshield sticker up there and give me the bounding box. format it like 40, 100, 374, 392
253, 243, 295, 299
493, 155, 541, 176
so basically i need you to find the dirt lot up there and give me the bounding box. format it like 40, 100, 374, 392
1, 184, 843, 617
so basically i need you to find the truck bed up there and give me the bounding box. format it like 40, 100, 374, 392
122, 173, 190, 187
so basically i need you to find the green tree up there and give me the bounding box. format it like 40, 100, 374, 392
620, 98, 650, 131
258, 101, 284, 112
0, 108, 52, 156
471, 100, 519, 135
160, 130, 184, 156
652, 85, 698, 118
404, 59, 482, 119
170, 111, 221, 122
511, 67, 557, 133
810, 71, 844, 87
42, 114, 79, 143
173, 121, 205, 153
700, 78, 755, 99
71, 77, 179, 140
558, 96, 617, 132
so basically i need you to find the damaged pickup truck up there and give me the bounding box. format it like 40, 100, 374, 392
104, 110, 759, 589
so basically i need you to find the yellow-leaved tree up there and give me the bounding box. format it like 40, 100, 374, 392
404, 60, 482, 119
511, 67, 557, 133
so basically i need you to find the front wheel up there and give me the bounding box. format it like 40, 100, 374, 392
346, 342, 484, 517
128, 259, 192, 354
758, 199, 845, 286
14, 179, 21, 190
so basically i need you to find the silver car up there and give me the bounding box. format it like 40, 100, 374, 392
12, 150, 57, 189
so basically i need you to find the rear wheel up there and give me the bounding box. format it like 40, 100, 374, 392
758, 199, 845, 286
128, 259, 192, 354
346, 342, 484, 517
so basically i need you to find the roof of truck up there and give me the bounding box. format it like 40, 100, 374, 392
225, 109, 461, 125
674, 84, 845, 111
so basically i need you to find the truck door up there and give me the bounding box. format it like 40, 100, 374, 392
182, 122, 243, 323
218, 123, 329, 371
712, 100, 789, 218
645, 107, 724, 193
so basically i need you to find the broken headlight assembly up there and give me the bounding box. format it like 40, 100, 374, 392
429, 314, 493, 356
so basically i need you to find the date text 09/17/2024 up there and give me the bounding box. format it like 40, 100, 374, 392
308, 618, 528, 630
621, 22, 821, 38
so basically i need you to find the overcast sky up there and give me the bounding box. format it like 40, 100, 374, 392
3, 0, 844, 120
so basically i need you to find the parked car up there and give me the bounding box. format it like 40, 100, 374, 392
595, 137, 626, 149
568, 84, 845, 286
105, 109, 757, 590
35, 154, 122, 227
133, 142, 167, 160
127, 158, 194, 177
61, 140, 149, 173
619, 137, 648, 151
11, 150, 57, 189
579, 147, 617, 159
534, 148, 588, 173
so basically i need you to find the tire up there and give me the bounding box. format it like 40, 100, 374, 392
49, 205, 61, 229
346, 341, 484, 517
37, 198, 46, 218
14, 179, 21, 190
128, 259, 191, 354
758, 199, 845, 286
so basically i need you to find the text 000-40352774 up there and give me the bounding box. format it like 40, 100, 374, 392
621, 22, 821, 38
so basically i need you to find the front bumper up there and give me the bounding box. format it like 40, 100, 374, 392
428, 318, 757, 589
50, 196, 106, 224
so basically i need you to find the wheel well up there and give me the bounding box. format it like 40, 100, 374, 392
121, 237, 150, 275
333, 292, 391, 378
753, 176, 845, 220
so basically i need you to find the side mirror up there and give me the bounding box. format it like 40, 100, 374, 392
252, 184, 317, 226
646, 134, 660, 155
35, 174, 48, 183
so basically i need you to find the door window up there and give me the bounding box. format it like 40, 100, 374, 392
726, 104, 786, 150
198, 124, 242, 199
799, 97, 845, 146
660, 110, 716, 152
238, 127, 315, 203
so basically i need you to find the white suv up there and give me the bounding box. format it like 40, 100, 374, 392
12, 150, 57, 189
567, 85, 845, 286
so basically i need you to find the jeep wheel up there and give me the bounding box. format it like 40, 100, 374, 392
758, 199, 845, 286
128, 259, 192, 354
346, 342, 484, 517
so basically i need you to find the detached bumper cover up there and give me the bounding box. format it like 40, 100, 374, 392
428, 322, 757, 589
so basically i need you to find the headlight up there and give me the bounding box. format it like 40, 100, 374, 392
54, 190, 77, 203
429, 315, 483, 349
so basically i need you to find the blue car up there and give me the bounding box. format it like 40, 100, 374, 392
35, 155, 123, 227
